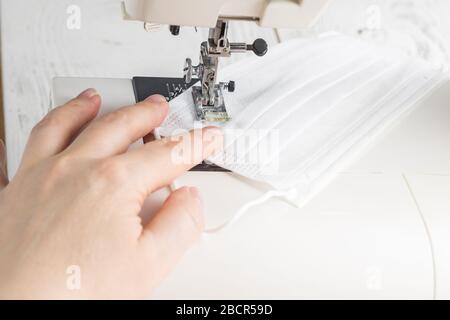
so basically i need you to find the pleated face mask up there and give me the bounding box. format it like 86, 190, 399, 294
158, 33, 446, 209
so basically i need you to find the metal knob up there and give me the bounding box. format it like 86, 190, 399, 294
221, 81, 235, 93
170, 25, 180, 36
227, 81, 235, 93
247, 38, 268, 57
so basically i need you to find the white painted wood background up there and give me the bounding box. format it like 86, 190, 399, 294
1, 0, 450, 176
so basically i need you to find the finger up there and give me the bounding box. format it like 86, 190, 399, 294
68, 95, 168, 159
139, 187, 204, 281
0, 140, 9, 188
21, 89, 101, 168
120, 127, 223, 194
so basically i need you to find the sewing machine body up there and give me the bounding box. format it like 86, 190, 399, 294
122, 0, 331, 28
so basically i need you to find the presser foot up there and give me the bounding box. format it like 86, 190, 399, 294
192, 85, 232, 123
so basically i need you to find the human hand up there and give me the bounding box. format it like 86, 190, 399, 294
0, 89, 223, 299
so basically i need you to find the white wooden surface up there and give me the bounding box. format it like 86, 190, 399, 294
2, 0, 450, 176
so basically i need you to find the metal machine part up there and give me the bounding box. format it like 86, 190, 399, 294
123, 0, 331, 123
181, 19, 268, 122
123, 0, 331, 122
122, 0, 332, 29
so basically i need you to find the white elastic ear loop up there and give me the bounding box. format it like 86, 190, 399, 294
154, 128, 296, 236
168, 171, 298, 235
202, 188, 298, 236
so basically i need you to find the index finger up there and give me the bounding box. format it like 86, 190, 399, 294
67, 95, 169, 159
119, 127, 223, 195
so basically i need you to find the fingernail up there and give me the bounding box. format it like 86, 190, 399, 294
78, 88, 98, 99
145, 94, 167, 103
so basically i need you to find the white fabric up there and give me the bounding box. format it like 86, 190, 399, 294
160, 33, 446, 209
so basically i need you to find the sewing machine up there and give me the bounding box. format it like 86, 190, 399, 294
123, 0, 330, 123
51, 0, 450, 299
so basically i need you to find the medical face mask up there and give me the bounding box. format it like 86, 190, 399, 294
158, 33, 446, 232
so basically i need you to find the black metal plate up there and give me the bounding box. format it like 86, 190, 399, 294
132, 77, 229, 173
133, 76, 198, 103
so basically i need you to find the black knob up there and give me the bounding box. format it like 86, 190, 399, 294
249, 38, 268, 57
169, 25, 180, 36
228, 81, 235, 93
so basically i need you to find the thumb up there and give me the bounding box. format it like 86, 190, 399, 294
139, 187, 204, 282
0, 140, 9, 189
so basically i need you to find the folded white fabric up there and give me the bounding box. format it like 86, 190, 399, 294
159, 33, 446, 208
